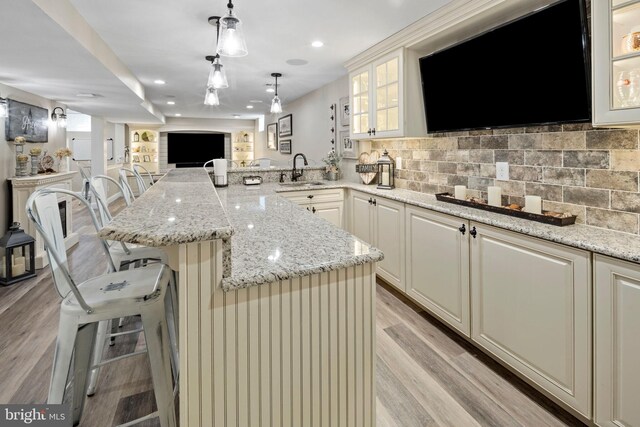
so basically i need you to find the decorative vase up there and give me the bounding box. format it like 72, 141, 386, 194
15, 158, 28, 177
326, 170, 339, 181
30, 155, 39, 176
57, 159, 67, 173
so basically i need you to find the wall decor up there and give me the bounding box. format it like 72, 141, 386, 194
267, 122, 278, 150
339, 96, 350, 127
279, 139, 291, 154
5, 99, 49, 142
278, 114, 292, 137
339, 130, 357, 159
329, 104, 337, 150
132, 154, 140, 163
143, 154, 151, 162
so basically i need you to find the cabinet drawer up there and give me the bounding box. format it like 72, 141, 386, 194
279, 189, 344, 205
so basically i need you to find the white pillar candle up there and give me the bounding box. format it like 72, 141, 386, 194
487, 186, 502, 207
13, 256, 25, 266
0, 257, 5, 278
12, 262, 25, 276
454, 185, 467, 200
524, 195, 542, 214
396, 156, 402, 169
381, 171, 390, 186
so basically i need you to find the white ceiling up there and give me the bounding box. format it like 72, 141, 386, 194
0, 0, 452, 124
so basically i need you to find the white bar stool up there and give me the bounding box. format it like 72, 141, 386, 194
26, 189, 177, 427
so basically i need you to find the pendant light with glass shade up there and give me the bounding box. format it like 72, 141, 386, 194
204, 86, 220, 106
205, 55, 228, 89
270, 73, 282, 114
214, 1, 248, 58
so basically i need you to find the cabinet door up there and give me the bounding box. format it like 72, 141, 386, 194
595, 255, 640, 427
350, 67, 371, 138
373, 197, 405, 291
470, 223, 591, 417
350, 191, 373, 244
405, 206, 470, 336
312, 201, 343, 229
279, 191, 313, 206
372, 50, 403, 138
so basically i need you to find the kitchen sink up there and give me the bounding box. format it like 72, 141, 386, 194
279, 181, 326, 187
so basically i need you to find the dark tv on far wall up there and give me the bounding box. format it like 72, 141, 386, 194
419, 0, 591, 134
167, 132, 225, 167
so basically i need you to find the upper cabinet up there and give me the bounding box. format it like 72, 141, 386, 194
349, 48, 426, 139
593, 0, 640, 126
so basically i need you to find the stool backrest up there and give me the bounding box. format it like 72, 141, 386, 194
26, 189, 114, 313
118, 169, 136, 205
133, 164, 154, 189
90, 175, 128, 227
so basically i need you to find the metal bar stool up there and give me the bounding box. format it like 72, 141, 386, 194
26, 189, 177, 427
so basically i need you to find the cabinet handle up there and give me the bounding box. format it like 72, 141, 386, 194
367, 128, 372, 136
306, 207, 310, 211
312, 207, 316, 213
372, 199, 377, 206
458, 224, 466, 235
368, 198, 373, 204
372, 128, 376, 135
470, 226, 477, 238
307, 195, 314, 199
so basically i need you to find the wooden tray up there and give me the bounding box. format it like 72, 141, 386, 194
435, 193, 577, 226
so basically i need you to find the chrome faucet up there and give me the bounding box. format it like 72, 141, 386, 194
291, 153, 308, 182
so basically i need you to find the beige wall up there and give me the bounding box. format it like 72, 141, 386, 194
0, 83, 67, 232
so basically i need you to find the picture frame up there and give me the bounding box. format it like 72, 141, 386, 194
339, 130, 357, 159
143, 154, 151, 162
132, 154, 141, 163
279, 139, 291, 154
267, 123, 278, 150
5, 99, 49, 142
278, 114, 292, 137
339, 96, 350, 127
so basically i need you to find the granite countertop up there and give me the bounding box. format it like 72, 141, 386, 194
274, 180, 640, 265
98, 168, 233, 247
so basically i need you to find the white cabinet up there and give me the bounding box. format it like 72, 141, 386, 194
470, 223, 591, 418
594, 255, 640, 427
593, 0, 640, 126
348, 48, 426, 139
349, 190, 405, 291
405, 206, 470, 336
279, 189, 344, 229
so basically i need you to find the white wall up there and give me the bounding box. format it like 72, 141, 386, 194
0, 83, 67, 232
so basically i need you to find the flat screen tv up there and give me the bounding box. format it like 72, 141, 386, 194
419, 0, 591, 133
167, 132, 225, 167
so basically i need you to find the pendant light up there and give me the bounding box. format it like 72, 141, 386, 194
270, 73, 282, 114
205, 55, 228, 89
204, 86, 220, 106
216, 1, 248, 57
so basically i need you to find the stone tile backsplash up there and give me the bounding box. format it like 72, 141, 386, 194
369, 124, 640, 234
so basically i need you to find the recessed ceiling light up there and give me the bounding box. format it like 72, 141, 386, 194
246, 105, 254, 109
167, 101, 175, 105
286, 59, 308, 66
250, 100, 263, 103
233, 114, 241, 118
154, 79, 166, 85
311, 40, 324, 48
266, 88, 275, 93
175, 113, 182, 116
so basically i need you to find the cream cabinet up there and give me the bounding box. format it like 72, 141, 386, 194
404, 206, 470, 336
470, 223, 591, 418
592, 0, 640, 126
594, 255, 640, 427
279, 189, 344, 229
349, 190, 405, 291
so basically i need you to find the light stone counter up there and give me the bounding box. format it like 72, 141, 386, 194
274, 179, 640, 264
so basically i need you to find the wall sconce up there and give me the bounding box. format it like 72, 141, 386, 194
0, 97, 7, 118
51, 107, 67, 128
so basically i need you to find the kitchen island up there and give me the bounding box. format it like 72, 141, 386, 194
98, 168, 383, 427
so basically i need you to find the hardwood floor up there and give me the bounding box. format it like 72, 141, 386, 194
0, 199, 585, 426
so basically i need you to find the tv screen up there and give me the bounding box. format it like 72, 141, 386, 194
419, 0, 591, 133
167, 132, 225, 167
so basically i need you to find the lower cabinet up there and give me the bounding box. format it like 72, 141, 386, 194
405, 206, 470, 336
279, 189, 344, 228
470, 223, 592, 418
594, 255, 640, 427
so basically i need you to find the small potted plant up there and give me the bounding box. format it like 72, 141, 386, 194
322, 150, 342, 181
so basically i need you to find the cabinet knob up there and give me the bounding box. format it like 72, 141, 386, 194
372, 199, 377, 206
306, 207, 310, 211
459, 224, 466, 235
470, 226, 477, 238
312, 207, 316, 213
368, 198, 373, 204
372, 128, 376, 136
307, 195, 314, 199
367, 128, 372, 136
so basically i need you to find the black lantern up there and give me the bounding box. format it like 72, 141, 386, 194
0, 222, 36, 286
377, 149, 395, 190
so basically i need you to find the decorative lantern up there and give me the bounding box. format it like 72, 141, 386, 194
0, 222, 36, 286
377, 149, 395, 189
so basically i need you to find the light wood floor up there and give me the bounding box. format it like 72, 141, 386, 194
0, 200, 585, 426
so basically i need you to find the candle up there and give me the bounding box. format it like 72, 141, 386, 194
487, 186, 502, 207
454, 185, 467, 200
13, 256, 25, 266
524, 195, 542, 214
381, 171, 390, 186
12, 262, 25, 276
0, 257, 5, 278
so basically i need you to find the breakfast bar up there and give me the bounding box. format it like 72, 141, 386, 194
98, 168, 383, 427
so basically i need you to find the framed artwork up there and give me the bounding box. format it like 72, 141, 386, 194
143, 154, 151, 162
339, 96, 350, 127
278, 114, 292, 137
339, 130, 357, 159
279, 140, 291, 154
267, 122, 278, 150
5, 99, 49, 142
132, 154, 141, 162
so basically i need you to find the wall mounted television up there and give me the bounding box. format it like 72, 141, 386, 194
419, 0, 591, 134
167, 132, 225, 167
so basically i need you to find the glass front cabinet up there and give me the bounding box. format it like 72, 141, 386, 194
593, 0, 640, 126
